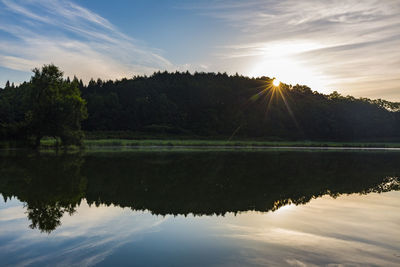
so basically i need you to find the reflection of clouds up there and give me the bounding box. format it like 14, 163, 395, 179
229, 228, 397, 265
0, 198, 169, 266
218, 192, 400, 266
0, 205, 26, 221
1, 192, 399, 266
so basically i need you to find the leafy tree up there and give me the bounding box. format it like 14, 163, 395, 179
26, 64, 87, 147
5, 80, 10, 89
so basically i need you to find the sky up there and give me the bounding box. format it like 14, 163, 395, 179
0, 0, 399, 100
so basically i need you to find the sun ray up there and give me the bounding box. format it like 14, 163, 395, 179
250, 78, 300, 130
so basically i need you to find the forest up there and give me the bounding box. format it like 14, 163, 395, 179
1, 65, 400, 144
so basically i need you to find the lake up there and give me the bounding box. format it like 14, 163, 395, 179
0, 148, 399, 266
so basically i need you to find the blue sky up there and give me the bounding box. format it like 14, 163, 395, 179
0, 0, 399, 100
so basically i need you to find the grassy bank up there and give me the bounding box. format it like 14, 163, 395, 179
38, 138, 400, 149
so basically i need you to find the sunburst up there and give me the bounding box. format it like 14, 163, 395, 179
251, 78, 299, 129
272, 78, 280, 87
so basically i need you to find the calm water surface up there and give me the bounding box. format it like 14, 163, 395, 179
0, 149, 399, 266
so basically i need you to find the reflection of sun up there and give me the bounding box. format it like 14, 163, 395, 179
272, 78, 280, 87
275, 204, 293, 213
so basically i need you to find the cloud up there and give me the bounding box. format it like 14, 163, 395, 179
1, 0, 399, 99
191, 0, 400, 99
0, 0, 173, 83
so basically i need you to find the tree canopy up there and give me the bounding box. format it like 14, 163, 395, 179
1, 66, 400, 143
0, 64, 87, 146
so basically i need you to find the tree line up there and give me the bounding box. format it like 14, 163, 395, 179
1, 64, 400, 145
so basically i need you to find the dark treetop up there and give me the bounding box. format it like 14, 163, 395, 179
1, 66, 400, 142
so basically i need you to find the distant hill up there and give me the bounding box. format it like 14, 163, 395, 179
1, 71, 400, 141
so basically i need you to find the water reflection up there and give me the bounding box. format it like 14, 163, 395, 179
0, 150, 399, 233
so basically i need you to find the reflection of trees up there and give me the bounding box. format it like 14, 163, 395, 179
26, 203, 76, 234
0, 151, 86, 233
83, 152, 400, 216
0, 150, 400, 233
269, 176, 400, 211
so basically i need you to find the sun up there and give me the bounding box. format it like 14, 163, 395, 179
272, 78, 280, 87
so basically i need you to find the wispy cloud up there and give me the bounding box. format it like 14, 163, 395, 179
0, 0, 173, 82
191, 0, 400, 99
1, 0, 399, 99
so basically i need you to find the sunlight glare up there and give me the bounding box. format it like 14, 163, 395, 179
247, 41, 331, 93
272, 78, 280, 87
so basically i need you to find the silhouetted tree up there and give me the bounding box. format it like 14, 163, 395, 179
26, 64, 87, 147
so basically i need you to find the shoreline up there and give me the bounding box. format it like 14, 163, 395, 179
2, 139, 400, 150
17, 139, 400, 150
58, 139, 400, 148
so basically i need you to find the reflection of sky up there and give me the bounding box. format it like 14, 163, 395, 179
1, 192, 399, 266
